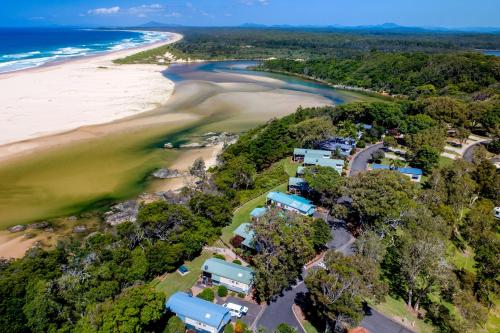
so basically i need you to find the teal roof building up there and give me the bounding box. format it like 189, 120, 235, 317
201, 258, 254, 294
266, 191, 315, 216
250, 207, 267, 219
303, 156, 344, 174
233, 223, 255, 249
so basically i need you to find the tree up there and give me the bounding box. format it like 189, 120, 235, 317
453, 290, 488, 331
473, 234, 500, 307
427, 160, 478, 221
197, 288, 215, 302
337, 120, 358, 138
311, 218, 332, 251
22, 280, 65, 333
410, 144, 439, 173
189, 157, 207, 180
252, 209, 315, 301
405, 126, 446, 152
137, 201, 197, 241
303, 166, 344, 208
305, 251, 384, 331
164, 316, 185, 333
345, 170, 417, 231
401, 114, 437, 134
274, 323, 298, 333
290, 116, 337, 147
463, 199, 496, 247
472, 159, 499, 200
370, 149, 385, 163
383, 136, 397, 148
189, 192, 233, 227
74, 285, 165, 333
354, 230, 386, 264
396, 227, 448, 311
421, 97, 468, 127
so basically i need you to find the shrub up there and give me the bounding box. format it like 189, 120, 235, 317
164, 316, 185, 333
217, 285, 228, 297
197, 288, 215, 302
232, 259, 242, 265
213, 254, 226, 261
357, 140, 366, 148
234, 320, 248, 333
224, 323, 234, 333
237, 292, 245, 298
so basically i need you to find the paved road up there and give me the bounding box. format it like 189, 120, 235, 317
361, 309, 415, 333
255, 216, 414, 333
256, 221, 352, 333
463, 141, 488, 163
350, 143, 384, 176
257, 281, 307, 333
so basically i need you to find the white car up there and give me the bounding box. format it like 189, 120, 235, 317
223, 302, 249, 318
495, 207, 500, 219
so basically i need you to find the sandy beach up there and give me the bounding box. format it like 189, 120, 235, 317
0, 32, 183, 146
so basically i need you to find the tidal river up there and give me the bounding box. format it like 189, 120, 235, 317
0, 61, 373, 228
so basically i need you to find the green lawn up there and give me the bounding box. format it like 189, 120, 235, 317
439, 156, 455, 168
284, 157, 299, 176
155, 157, 296, 298
154, 251, 213, 298
221, 182, 287, 244
372, 295, 435, 333
302, 319, 319, 333
446, 242, 476, 273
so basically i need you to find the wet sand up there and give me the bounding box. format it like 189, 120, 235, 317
0, 71, 331, 232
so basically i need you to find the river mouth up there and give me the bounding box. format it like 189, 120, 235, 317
0, 61, 370, 227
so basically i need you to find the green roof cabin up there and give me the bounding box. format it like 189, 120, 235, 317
293, 148, 331, 162
201, 258, 254, 294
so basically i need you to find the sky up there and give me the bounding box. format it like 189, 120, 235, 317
2, 0, 499, 28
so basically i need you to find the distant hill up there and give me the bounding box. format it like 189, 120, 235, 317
136, 21, 183, 28
238, 22, 500, 34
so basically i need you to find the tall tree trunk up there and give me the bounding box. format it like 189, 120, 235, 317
407, 288, 413, 308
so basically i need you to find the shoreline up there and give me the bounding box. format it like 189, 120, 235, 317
0, 30, 180, 77
0, 31, 183, 148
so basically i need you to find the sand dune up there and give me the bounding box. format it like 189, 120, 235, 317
0, 32, 183, 146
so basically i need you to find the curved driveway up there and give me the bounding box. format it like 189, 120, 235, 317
463, 141, 489, 163
349, 143, 384, 176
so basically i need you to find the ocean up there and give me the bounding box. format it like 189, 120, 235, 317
0, 28, 168, 73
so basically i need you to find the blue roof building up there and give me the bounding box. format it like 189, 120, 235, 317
166, 292, 231, 333
303, 157, 345, 174
288, 177, 307, 194
318, 137, 356, 156
266, 191, 316, 216
233, 223, 255, 249
201, 258, 254, 294
370, 164, 423, 182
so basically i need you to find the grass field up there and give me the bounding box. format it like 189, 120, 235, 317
153, 251, 213, 298
372, 295, 435, 333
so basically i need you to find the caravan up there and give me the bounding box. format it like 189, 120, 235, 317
222, 303, 249, 318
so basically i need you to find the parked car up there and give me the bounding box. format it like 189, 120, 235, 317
223, 303, 249, 318
494, 207, 500, 219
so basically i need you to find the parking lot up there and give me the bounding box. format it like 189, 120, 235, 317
216, 296, 263, 327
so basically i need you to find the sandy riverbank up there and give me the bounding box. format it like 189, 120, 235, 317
0, 32, 183, 147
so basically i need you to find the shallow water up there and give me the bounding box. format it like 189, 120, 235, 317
0, 61, 374, 226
